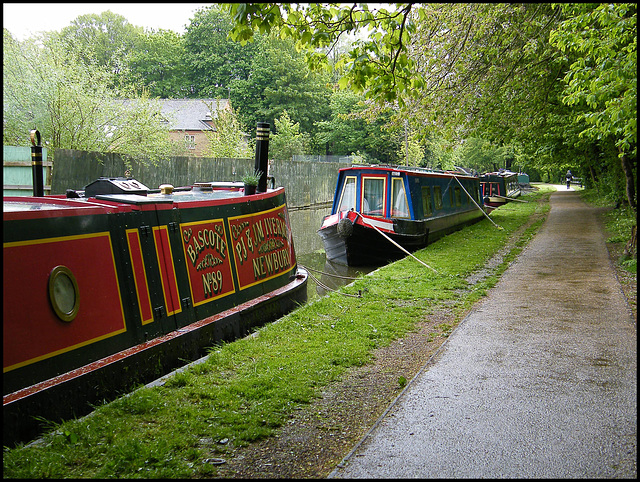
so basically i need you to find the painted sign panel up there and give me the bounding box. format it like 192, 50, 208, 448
228, 204, 296, 290
180, 219, 235, 307
3, 233, 126, 371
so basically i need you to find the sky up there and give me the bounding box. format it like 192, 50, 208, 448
3, 3, 214, 41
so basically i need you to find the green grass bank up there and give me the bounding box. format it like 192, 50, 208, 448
4, 186, 554, 478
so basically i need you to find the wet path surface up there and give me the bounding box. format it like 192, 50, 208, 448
330, 189, 637, 478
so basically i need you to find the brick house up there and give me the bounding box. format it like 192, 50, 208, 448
113, 98, 231, 157
159, 98, 230, 157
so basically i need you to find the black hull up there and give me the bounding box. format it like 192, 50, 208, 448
3, 269, 307, 447
319, 209, 484, 266
319, 223, 426, 266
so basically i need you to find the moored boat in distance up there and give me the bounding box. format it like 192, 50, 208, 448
318, 165, 487, 266
3, 126, 308, 446
479, 169, 522, 210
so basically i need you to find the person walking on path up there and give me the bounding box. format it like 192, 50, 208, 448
330, 188, 636, 479
565, 169, 573, 189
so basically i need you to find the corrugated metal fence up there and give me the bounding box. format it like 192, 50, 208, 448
51, 149, 341, 209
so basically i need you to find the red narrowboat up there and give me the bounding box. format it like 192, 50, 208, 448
3, 176, 308, 445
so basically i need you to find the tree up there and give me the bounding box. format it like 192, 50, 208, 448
3, 29, 43, 144
228, 3, 418, 105
124, 29, 189, 98
184, 5, 259, 98
3, 30, 180, 164
314, 89, 400, 163
398, 131, 425, 167
550, 3, 636, 208
58, 10, 142, 77
270, 111, 310, 161
226, 3, 635, 208
202, 101, 253, 158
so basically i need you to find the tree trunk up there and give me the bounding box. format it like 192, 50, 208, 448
619, 147, 636, 209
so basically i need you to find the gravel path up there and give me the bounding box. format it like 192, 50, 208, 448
330, 189, 637, 478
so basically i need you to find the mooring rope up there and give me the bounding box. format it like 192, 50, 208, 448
300, 264, 359, 280
452, 175, 503, 230
494, 194, 528, 203
356, 215, 438, 273
303, 267, 362, 298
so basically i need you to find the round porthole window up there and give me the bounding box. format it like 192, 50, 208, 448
48, 266, 80, 322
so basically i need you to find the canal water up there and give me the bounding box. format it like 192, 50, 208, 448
288, 206, 377, 301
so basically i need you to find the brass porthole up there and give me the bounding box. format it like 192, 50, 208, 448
48, 265, 80, 322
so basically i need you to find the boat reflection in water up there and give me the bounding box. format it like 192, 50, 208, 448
297, 251, 377, 299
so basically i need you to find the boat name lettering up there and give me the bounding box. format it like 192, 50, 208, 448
202, 270, 224, 298
231, 221, 250, 240
233, 213, 288, 266
252, 248, 291, 280
258, 238, 285, 254
181, 220, 235, 305
185, 226, 227, 267
196, 253, 224, 271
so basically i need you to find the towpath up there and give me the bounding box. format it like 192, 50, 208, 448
330, 187, 637, 478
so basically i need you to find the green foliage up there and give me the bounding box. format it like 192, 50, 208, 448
203, 101, 253, 158
226, 2, 635, 207
228, 3, 416, 105
398, 133, 425, 167
234, 34, 332, 140
123, 29, 189, 98
314, 89, 401, 162
58, 10, 143, 74
5, 3, 635, 204
184, 6, 259, 99
550, 3, 637, 157
270, 111, 309, 160
3, 30, 180, 165
240, 169, 262, 186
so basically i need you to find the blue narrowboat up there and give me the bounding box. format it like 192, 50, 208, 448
318, 165, 486, 266
479, 169, 522, 209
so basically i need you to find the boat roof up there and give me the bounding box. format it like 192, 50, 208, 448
338, 164, 477, 179
481, 169, 518, 177
3, 182, 281, 218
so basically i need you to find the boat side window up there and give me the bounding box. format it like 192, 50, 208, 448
433, 186, 443, 210
454, 187, 462, 207
391, 178, 409, 218
472, 183, 479, 203
362, 176, 385, 216
422, 186, 433, 216
337, 176, 356, 212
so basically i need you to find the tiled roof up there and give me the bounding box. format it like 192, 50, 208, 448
158, 99, 229, 131
116, 98, 230, 131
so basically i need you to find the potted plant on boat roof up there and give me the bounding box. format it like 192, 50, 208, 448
241, 169, 262, 195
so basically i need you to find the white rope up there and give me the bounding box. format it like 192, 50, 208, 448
494, 194, 528, 203
357, 214, 438, 273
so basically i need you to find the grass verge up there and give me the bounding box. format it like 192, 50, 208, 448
3, 186, 553, 478
580, 188, 637, 274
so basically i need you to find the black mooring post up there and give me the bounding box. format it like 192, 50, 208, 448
30, 129, 44, 197
254, 122, 270, 193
